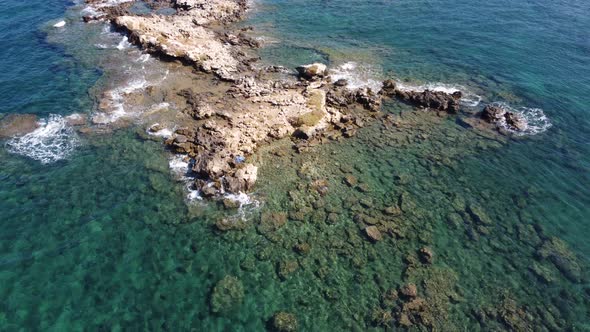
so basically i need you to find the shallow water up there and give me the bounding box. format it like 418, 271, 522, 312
0, 0, 589, 330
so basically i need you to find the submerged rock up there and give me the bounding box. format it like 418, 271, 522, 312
0, 114, 39, 138
210, 275, 245, 313
399, 283, 418, 298
536, 237, 582, 282
365, 226, 383, 242
277, 260, 299, 280
258, 212, 287, 233
271, 311, 298, 332
418, 247, 434, 264
466, 204, 493, 226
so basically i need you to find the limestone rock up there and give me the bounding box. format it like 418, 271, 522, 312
296, 63, 327, 80
114, 15, 239, 78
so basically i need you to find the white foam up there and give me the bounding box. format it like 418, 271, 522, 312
187, 189, 202, 201
168, 155, 190, 176
396, 81, 482, 107
116, 36, 132, 50
91, 0, 134, 8
329, 62, 383, 92
148, 126, 173, 138
167, 155, 203, 201
5, 115, 79, 164
491, 102, 552, 136
136, 53, 151, 63
53, 20, 66, 28
224, 192, 259, 209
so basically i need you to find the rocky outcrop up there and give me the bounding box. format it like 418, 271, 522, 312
481, 104, 528, 132
165, 75, 348, 196
172, 0, 247, 24
395, 89, 462, 113
114, 15, 239, 79
481, 105, 505, 123
505, 112, 527, 131
380, 79, 462, 113
296, 63, 327, 80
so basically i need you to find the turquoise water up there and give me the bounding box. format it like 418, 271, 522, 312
1, 0, 589, 330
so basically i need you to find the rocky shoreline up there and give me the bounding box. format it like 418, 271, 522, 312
0, 0, 532, 196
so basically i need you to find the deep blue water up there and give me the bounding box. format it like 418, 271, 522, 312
0, 0, 589, 329
0, 0, 99, 117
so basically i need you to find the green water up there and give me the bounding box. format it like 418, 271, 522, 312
1, 0, 589, 330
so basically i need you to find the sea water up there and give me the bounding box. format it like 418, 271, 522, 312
0, 0, 588, 330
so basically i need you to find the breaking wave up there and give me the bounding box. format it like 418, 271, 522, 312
329, 62, 383, 92
5, 115, 79, 164
491, 102, 552, 136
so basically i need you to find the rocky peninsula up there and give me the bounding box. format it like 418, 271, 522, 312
33, 0, 527, 199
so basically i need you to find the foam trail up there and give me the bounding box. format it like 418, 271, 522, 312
5, 115, 79, 164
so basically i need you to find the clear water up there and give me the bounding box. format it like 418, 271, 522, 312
1, 0, 589, 330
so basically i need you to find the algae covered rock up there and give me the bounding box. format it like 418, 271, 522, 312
418, 247, 434, 264
258, 212, 287, 233
536, 237, 582, 282
271, 311, 298, 332
210, 275, 245, 313
466, 204, 493, 225
277, 260, 299, 280
365, 226, 383, 242
399, 283, 418, 298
